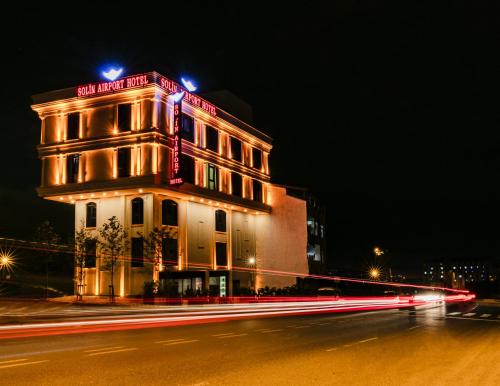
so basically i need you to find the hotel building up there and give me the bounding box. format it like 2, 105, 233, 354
32, 71, 309, 297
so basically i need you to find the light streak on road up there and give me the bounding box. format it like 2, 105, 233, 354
0, 294, 475, 340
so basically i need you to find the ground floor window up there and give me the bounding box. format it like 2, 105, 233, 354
216, 242, 227, 267
131, 237, 144, 267
162, 237, 178, 267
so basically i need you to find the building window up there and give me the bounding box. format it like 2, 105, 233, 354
84, 239, 97, 268
162, 237, 178, 267
181, 154, 195, 184
131, 197, 144, 225
207, 164, 218, 191
118, 104, 132, 132
216, 242, 227, 267
117, 148, 131, 177
252, 148, 262, 170
230, 137, 242, 162
131, 237, 144, 267
67, 113, 79, 140
181, 114, 195, 142
231, 172, 242, 197
215, 210, 226, 232
86, 202, 96, 228
206, 125, 218, 152
161, 199, 178, 226
252, 179, 262, 202
66, 154, 79, 183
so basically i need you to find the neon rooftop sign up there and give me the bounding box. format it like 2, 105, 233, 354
76, 72, 217, 117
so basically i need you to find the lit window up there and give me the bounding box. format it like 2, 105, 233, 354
207, 164, 218, 191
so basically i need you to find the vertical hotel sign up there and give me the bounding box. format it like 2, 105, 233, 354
170, 94, 184, 185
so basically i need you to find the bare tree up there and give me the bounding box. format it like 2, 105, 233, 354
97, 216, 128, 302
74, 221, 95, 301
141, 227, 176, 283
34, 220, 61, 298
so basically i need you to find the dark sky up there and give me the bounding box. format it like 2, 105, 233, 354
2, 1, 500, 273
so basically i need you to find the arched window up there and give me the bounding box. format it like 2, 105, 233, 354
215, 210, 226, 232
86, 202, 96, 228
131, 197, 144, 225
162, 199, 178, 226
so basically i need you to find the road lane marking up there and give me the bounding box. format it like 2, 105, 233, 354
293, 325, 311, 329
0, 360, 48, 370
212, 333, 237, 337
163, 340, 199, 346
261, 329, 283, 333
344, 337, 378, 347
408, 325, 421, 330
358, 337, 378, 343
0, 359, 27, 365
463, 313, 476, 317
479, 314, 492, 318
84, 346, 124, 353
86, 348, 137, 356
316, 323, 331, 326
445, 316, 500, 322
325, 347, 337, 352
446, 312, 461, 316
155, 339, 186, 344
217, 333, 248, 338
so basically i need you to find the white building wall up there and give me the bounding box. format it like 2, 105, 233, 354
255, 185, 308, 289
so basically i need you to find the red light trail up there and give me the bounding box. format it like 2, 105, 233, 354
0, 294, 474, 340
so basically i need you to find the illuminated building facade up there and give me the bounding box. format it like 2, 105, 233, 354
32, 71, 309, 297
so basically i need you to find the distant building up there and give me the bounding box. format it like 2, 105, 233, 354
31, 71, 310, 297
423, 260, 496, 289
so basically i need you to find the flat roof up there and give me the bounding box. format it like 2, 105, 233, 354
32, 71, 272, 144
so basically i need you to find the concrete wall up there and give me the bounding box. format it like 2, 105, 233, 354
255, 185, 308, 289
76, 186, 308, 296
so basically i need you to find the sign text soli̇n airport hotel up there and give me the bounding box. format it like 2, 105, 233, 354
32, 70, 311, 297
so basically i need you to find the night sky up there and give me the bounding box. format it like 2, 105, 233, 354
2, 2, 500, 274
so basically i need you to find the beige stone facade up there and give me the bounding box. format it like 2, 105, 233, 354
32, 71, 308, 296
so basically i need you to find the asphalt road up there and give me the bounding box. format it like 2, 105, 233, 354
0, 301, 498, 386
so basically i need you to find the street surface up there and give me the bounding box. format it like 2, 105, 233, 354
0, 300, 498, 385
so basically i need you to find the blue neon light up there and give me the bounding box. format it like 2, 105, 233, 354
181, 77, 197, 92
102, 67, 123, 81
171, 91, 185, 103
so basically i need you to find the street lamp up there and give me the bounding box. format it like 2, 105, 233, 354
247, 256, 256, 294
369, 267, 380, 280
0, 249, 15, 279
